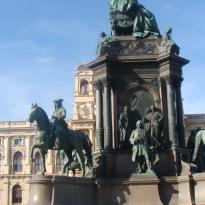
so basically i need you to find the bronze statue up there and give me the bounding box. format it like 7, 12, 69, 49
192, 129, 205, 172
144, 105, 163, 147
29, 103, 93, 177
129, 120, 153, 173
96, 32, 111, 57
161, 28, 180, 56
118, 106, 129, 149
150, 105, 163, 145
51, 99, 68, 150
109, 0, 160, 37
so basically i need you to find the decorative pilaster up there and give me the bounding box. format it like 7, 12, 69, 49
175, 78, 185, 148
165, 76, 179, 149
102, 78, 113, 151
94, 80, 104, 151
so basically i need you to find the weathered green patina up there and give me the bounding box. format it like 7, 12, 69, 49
110, 0, 160, 37
28, 103, 93, 177
192, 130, 205, 172
129, 120, 153, 173
51, 99, 68, 150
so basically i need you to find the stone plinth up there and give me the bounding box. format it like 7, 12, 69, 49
193, 173, 205, 205
28, 176, 96, 205
28, 175, 205, 205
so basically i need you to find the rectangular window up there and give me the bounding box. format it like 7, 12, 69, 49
14, 138, 22, 146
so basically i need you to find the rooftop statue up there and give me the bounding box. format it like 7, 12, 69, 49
110, 0, 160, 37
160, 28, 180, 56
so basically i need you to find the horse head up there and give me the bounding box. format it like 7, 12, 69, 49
28, 103, 38, 123
28, 104, 50, 130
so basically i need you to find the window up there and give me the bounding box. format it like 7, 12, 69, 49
14, 138, 22, 146
56, 152, 64, 172
0, 154, 2, 173
13, 152, 23, 172
34, 152, 42, 173
80, 80, 89, 95
12, 185, 22, 203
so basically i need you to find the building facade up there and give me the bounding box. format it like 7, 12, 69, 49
0, 121, 67, 205
70, 65, 96, 149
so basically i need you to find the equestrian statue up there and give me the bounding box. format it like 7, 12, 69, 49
28, 100, 93, 177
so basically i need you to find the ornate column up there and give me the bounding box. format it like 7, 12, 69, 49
94, 80, 104, 151
175, 78, 185, 147
102, 78, 113, 151
165, 76, 179, 148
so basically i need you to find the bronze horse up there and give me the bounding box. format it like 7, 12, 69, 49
28, 104, 92, 177
192, 130, 205, 171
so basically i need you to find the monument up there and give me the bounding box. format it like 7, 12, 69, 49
28, 1, 205, 205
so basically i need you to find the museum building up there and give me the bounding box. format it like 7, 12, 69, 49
0, 66, 204, 205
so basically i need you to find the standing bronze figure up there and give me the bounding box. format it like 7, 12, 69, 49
130, 120, 153, 173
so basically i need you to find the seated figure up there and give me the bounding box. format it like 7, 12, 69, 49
110, 0, 160, 37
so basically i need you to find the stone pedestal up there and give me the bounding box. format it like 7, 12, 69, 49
178, 175, 193, 205
28, 176, 96, 205
97, 176, 162, 205
193, 173, 205, 205
28, 175, 205, 205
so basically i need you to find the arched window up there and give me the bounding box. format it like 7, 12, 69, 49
34, 152, 42, 173
56, 152, 64, 172
80, 80, 89, 95
13, 152, 23, 172
0, 154, 2, 173
12, 185, 22, 203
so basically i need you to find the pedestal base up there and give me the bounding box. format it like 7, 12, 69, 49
28, 174, 201, 205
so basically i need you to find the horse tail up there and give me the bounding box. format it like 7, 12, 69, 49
193, 130, 202, 161
83, 134, 93, 167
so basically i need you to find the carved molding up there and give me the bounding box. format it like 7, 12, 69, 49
93, 80, 102, 90
102, 78, 112, 87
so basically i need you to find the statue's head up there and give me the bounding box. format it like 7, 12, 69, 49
136, 120, 142, 128
28, 103, 38, 123
54, 99, 63, 108
123, 106, 128, 113
100, 32, 106, 38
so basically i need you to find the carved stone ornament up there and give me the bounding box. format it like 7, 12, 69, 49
102, 78, 112, 87
79, 103, 92, 117
98, 38, 157, 56
93, 80, 102, 91
118, 40, 157, 55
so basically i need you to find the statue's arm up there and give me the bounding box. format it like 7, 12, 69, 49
129, 131, 134, 144
58, 108, 66, 120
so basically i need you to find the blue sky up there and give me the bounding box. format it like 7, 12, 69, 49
0, 0, 204, 120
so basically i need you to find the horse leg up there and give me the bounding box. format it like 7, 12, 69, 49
39, 148, 46, 175
193, 134, 201, 162
76, 150, 85, 177
30, 144, 37, 162
63, 149, 73, 175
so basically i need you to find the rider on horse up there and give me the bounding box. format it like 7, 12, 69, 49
51, 99, 68, 150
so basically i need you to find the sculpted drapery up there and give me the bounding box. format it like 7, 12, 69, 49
110, 0, 160, 37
